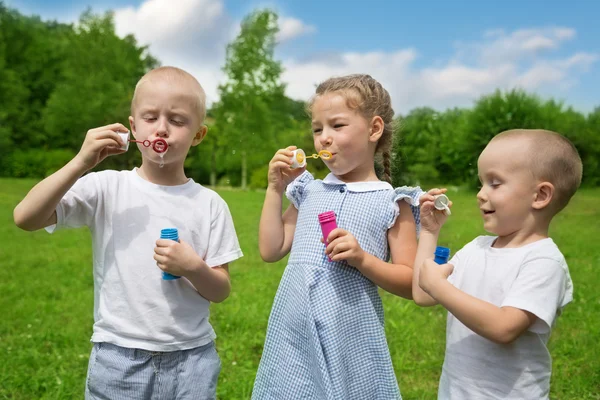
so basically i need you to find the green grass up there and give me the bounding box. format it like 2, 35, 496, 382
1, 178, 599, 399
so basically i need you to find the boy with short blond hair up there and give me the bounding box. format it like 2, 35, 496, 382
14, 66, 242, 399
413, 129, 582, 399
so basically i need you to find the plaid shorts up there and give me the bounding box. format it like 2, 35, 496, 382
85, 341, 220, 400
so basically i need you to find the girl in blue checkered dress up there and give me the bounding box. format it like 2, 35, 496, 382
253, 75, 425, 400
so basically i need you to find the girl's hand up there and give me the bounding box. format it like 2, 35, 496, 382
419, 188, 452, 234
324, 228, 365, 268
419, 258, 454, 295
74, 123, 128, 171
267, 146, 306, 193
154, 238, 205, 277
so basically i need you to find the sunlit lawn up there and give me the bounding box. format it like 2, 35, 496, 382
1, 178, 598, 399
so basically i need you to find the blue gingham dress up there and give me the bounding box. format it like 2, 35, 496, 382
253, 172, 423, 400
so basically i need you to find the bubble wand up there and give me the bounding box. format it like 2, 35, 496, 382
290, 149, 333, 168
129, 138, 168, 153
118, 131, 168, 153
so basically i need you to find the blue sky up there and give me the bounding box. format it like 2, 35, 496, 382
7, 0, 599, 113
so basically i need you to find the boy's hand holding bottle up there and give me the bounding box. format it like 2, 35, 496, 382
419, 257, 455, 295
417, 188, 454, 295
154, 237, 208, 278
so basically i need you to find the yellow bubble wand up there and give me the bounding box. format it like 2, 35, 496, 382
291, 149, 333, 168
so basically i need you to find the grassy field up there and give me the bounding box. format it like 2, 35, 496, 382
1, 178, 599, 399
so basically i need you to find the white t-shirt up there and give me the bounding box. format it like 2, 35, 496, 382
439, 236, 573, 400
47, 169, 243, 351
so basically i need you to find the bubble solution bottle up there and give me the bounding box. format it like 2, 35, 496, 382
160, 228, 181, 280
434, 246, 450, 264
318, 211, 337, 262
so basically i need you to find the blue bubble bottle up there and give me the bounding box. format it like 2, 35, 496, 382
434, 246, 450, 264
160, 228, 181, 280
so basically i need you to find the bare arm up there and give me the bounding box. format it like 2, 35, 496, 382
353, 201, 417, 299
412, 188, 450, 306
413, 189, 536, 342
422, 270, 536, 344
258, 146, 305, 262
14, 158, 88, 231
412, 231, 441, 306
154, 238, 232, 303
185, 263, 231, 303
13, 123, 127, 231
259, 195, 299, 262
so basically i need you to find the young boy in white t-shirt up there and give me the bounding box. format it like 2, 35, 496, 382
14, 66, 243, 399
412, 129, 582, 399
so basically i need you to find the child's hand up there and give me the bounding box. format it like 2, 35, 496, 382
323, 228, 365, 267
154, 238, 205, 277
419, 188, 452, 234
419, 258, 454, 295
267, 146, 306, 193
75, 123, 128, 171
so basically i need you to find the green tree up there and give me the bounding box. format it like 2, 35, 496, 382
212, 9, 286, 189
541, 101, 599, 186
0, 5, 22, 162
184, 111, 225, 186
463, 89, 547, 186
0, 3, 75, 174
436, 108, 471, 184
392, 107, 441, 186
581, 107, 600, 185
42, 9, 158, 171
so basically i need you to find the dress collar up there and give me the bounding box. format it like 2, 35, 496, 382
322, 173, 393, 192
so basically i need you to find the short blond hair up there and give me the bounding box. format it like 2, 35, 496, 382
492, 129, 582, 213
131, 66, 206, 123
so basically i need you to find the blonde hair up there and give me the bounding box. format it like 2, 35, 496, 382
307, 74, 396, 183
493, 129, 582, 213
131, 66, 207, 123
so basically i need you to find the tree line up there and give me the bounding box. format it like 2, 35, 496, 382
1, 3, 597, 189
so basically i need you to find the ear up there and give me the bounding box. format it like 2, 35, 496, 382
532, 181, 554, 210
368, 116, 384, 143
128, 116, 137, 139
191, 125, 208, 147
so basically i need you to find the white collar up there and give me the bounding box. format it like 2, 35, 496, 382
322, 173, 393, 192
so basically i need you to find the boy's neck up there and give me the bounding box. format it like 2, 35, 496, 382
137, 163, 189, 186
493, 224, 550, 249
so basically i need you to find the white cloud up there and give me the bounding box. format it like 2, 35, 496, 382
559, 52, 598, 70
112, 0, 317, 104
281, 27, 597, 113
554, 27, 577, 40
52, 0, 595, 113
277, 17, 316, 42
474, 27, 577, 64
283, 47, 598, 113
282, 50, 419, 110
114, 0, 225, 45
113, 0, 235, 104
